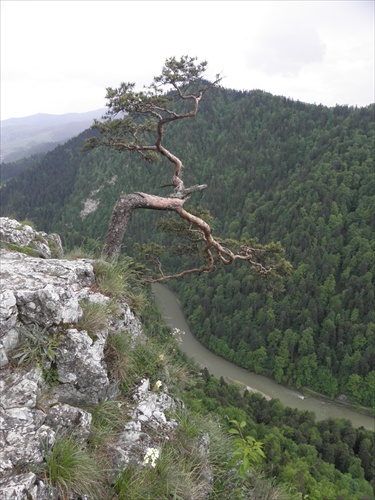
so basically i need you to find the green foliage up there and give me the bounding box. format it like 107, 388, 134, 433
12, 325, 60, 368
134, 208, 214, 271
43, 363, 59, 387
182, 369, 374, 498
228, 419, 265, 480
43, 435, 107, 498
83, 56, 219, 163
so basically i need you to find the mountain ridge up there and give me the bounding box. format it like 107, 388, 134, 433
0, 108, 105, 162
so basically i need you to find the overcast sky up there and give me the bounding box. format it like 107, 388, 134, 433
1, 0, 374, 120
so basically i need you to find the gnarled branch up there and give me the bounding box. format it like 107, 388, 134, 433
85, 56, 289, 282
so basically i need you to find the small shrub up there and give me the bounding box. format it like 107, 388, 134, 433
228, 419, 265, 489
43, 362, 59, 387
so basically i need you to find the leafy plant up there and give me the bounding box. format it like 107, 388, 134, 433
228, 419, 265, 479
12, 325, 60, 368
43, 362, 59, 387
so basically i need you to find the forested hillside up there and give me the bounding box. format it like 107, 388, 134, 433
1, 88, 374, 408
0, 109, 105, 162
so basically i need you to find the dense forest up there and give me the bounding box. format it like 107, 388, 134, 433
1, 88, 374, 411
182, 366, 375, 498
144, 291, 375, 498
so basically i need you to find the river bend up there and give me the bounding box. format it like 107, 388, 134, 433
152, 284, 374, 431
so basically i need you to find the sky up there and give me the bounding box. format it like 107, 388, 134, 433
1, 0, 374, 120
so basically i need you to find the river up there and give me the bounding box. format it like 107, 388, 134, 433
152, 283, 374, 431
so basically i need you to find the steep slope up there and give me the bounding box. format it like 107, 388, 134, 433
0, 88, 373, 408
0, 218, 215, 499
1, 218, 373, 499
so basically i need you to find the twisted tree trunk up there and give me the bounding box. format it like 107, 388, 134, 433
102, 192, 186, 259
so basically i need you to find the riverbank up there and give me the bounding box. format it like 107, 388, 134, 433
152, 283, 375, 431
301, 387, 375, 419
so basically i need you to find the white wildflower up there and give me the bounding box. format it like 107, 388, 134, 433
143, 447, 160, 468
171, 327, 185, 344
153, 380, 163, 392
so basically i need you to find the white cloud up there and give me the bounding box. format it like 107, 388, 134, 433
246, 22, 326, 76
0, 0, 373, 119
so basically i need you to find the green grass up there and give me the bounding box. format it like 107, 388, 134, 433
65, 245, 97, 260
88, 399, 129, 450
44, 435, 108, 498
78, 299, 110, 337
92, 257, 147, 312
114, 440, 208, 500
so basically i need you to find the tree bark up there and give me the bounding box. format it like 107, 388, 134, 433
102, 192, 185, 259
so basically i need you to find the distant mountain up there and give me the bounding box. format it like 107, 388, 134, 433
0, 109, 105, 162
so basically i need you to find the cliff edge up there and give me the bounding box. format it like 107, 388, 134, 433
0, 218, 212, 499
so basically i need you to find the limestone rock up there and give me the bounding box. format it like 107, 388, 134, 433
0, 218, 212, 499
45, 403, 92, 441
53, 328, 110, 406
0, 472, 49, 500
0, 219, 146, 496
0, 249, 95, 327
0, 217, 63, 258
109, 378, 179, 478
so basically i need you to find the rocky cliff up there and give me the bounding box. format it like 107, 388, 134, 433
0, 218, 212, 499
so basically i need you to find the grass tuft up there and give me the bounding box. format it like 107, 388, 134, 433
78, 299, 110, 336
88, 399, 129, 450
44, 435, 108, 498
93, 257, 147, 312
